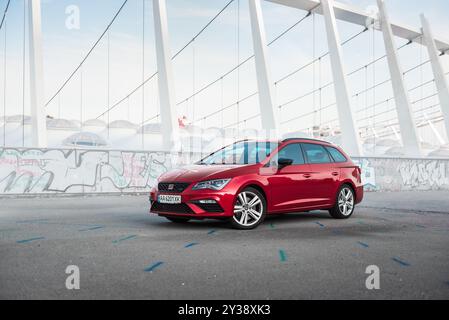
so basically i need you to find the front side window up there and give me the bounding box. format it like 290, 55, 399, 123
325, 146, 347, 163
302, 143, 331, 164
199, 141, 279, 165
276, 143, 305, 165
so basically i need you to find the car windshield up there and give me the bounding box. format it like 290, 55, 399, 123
198, 141, 279, 165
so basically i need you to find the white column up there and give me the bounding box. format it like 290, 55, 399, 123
28, 0, 47, 148
153, 0, 179, 151
321, 0, 362, 156
248, 0, 277, 134
377, 0, 422, 156
421, 14, 449, 142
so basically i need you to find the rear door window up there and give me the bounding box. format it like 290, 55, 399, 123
302, 143, 332, 164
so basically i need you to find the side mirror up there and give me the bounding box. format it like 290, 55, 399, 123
277, 158, 293, 168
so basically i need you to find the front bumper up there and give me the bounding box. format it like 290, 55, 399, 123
149, 187, 236, 219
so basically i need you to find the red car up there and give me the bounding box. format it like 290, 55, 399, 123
149, 138, 364, 230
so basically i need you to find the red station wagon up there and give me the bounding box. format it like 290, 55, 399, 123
149, 138, 364, 229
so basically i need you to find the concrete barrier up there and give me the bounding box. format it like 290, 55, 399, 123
353, 157, 449, 192
0, 147, 448, 195
0, 147, 197, 195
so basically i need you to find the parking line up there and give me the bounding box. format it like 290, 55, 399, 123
392, 257, 411, 267
185, 242, 199, 248
112, 235, 137, 244
144, 261, 164, 272
279, 250, 287, 262
16, 237, 45, 244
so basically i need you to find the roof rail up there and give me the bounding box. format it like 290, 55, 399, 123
281, 138, 332, 144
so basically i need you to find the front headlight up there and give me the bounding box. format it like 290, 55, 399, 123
192, 179, 231, 191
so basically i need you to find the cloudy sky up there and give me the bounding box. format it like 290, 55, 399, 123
1, 0, 448, 135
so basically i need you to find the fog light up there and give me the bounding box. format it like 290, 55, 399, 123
197, 199, 217, 204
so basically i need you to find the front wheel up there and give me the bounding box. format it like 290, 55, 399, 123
230, 187, 266, 230
329, 185, 355, 219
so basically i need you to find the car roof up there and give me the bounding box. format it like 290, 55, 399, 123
281, 138, 332, 145
235, 138, 335, 146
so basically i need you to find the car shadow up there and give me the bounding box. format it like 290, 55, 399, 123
141, 209, 407, 243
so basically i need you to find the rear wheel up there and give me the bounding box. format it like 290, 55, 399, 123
165, 217, 191, 223
231, 187, 266, 230
329, 185, 355, 219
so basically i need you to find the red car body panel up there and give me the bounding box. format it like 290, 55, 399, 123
149, 139, 364, 219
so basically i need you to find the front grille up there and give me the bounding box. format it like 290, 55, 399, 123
158, 182, 190, 193
151, 201, 194, 214
194, 202, 224, 213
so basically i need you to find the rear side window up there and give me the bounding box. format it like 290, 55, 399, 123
325, 146, 347, 163
277, 143, 305, 165
302, 143, 332, 164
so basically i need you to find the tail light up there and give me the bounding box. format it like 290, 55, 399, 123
356, 166, 362, 183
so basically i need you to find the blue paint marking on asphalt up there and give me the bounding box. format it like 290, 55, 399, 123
78, 226, 104, 232
415, 224, 426, 229
207, 230, 216, 235
270, 223, 275, 229
357, 241, 369, 248
16, 237, 45, 244
112, 235, 137, 244
315, 222, 325, 228
185, 242, 199, 248
279, 250, 287, 262
144, 261, 164, 272
392, 257, 411, 267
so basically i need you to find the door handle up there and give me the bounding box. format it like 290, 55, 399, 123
332, 172, 339, 176
303, 174, 312, 178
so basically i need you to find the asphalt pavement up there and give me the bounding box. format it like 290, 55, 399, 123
0, 191, 448, 300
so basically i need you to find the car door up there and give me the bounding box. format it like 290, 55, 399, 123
265, 143, 313, 212
301, 143, 340, 207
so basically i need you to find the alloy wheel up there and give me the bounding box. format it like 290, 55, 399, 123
338, 187, 354, 216
233, 191, 263, 227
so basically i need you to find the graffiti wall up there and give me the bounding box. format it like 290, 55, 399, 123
353, 157, 449, 192
0, 147, 448, 195
0, 147, 197, 195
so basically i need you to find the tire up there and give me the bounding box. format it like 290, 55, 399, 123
230, 187, 267, 230
329, 184, 356, 219
165, 217, 191, 223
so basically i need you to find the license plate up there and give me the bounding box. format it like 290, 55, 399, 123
158, 194, 182, 204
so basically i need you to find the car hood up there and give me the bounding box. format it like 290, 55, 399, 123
158, 164, 257, 183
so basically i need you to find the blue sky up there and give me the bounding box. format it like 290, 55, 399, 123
1, 0, 448, 134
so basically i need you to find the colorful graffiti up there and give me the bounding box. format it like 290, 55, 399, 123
0, 148, 182, 194
353, 158, 377, 191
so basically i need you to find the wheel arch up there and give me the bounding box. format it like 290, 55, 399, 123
339, 181, 357, 201
237, 181, 268, 207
